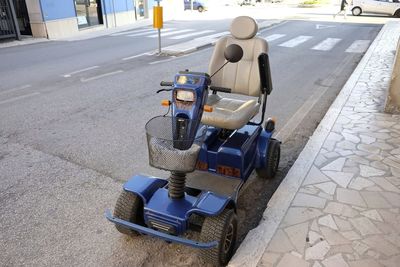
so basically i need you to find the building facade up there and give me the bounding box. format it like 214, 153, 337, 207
1, 0, 182, 40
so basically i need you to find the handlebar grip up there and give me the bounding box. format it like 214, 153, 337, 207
210, 86, 232, 93
160, 81, 174, 87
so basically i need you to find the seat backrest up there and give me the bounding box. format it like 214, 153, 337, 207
209, 16, 269, 97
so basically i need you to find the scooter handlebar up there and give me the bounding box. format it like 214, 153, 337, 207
160, 81, 174, 87
210, 86, 231, 93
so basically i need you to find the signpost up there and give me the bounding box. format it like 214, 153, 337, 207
153, 1, 163, 54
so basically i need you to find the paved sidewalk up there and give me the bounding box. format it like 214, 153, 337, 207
230, 21, 400, 267
0, 36, 48, 49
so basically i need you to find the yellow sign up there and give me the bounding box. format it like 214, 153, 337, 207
153, 6, 163, 29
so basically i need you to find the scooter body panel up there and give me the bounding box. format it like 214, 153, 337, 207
197, 124, 274, 181
122, 175, 233, 237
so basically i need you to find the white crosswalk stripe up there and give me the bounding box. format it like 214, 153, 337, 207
147, 29, 194, 38
264, 34, 286, 42
112, 28, 372, 55
110, 28, 155, 36
345, 40, 371, 53
195, 31, 229, 40
127, 28, 175, 37
170, 30, 215, 40
279, 35, 313, 48
312, 38, 342, 51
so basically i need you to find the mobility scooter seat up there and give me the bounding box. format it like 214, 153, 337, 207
201, 94, 260, 130
201, 16, 268, 130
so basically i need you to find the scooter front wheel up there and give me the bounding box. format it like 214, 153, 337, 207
113, 190, 144, 236
256, 138, 280, 179
199, 209, 237, 266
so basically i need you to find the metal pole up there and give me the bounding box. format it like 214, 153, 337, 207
112, 0, 116, 27
102, 0, 109, 27
157, 0, 161, 54
8, 0, 21, 40
85, 0, 90, 26
191, 0, 193, 11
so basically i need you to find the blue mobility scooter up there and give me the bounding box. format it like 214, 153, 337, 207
106, 16, 280, 266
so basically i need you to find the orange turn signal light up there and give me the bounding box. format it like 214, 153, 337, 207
204, 105, 213, 112
161, 100, 171, 106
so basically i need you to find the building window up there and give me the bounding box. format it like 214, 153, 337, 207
74, 0, 103, 28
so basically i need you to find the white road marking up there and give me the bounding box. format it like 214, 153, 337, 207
195, 31, 229, 40
278, 35, 313, 48
147, 29, 194, 38
149, 57, 176, 65
312, 38, 342, 51
62, 66, 99, 78
316, 24, 336, 30
127, 28, 174, 37
264, 34, 286, 42
122, 51, 154, 61
169, 30, 215, 40
345, 40, 371, 53
110, 28, 155, 36
0, 92, 40, 105
80, 70, 123, 82
0, 84, 31, 96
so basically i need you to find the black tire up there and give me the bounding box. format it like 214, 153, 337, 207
256, 138, 280, 179
394, 9, 400, 18
199, 209, 238, 266
197, 6, 204, 12
352, 7, 362, 16
113, 190, 144, 236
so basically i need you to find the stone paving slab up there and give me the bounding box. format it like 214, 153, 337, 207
229, 20, 400, 267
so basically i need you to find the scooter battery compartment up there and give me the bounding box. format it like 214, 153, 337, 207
201, 125, 260, 178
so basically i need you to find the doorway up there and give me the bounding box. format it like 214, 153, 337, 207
13, 0, 31, 35
75, 0, 103, 29
134, 0, 146, 20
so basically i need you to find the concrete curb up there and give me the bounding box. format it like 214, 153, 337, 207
228, 21, 390, 267
0, 37, 49, 49
161, 19, 283, 56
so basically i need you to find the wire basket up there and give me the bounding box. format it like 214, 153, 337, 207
145, 116, 207, 173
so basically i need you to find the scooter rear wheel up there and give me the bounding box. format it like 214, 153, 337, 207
199, 209, 237, 266
113, 190, 144, 236
256, 138, 280, 179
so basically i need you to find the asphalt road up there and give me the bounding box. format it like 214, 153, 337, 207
0, 19, 232, 90
0, 18, 381, 266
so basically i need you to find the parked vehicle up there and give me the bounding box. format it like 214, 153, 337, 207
184, 0, 207, 12
238, 0, 256, 6
106, 16, 280, 267
351, 0, 400, 17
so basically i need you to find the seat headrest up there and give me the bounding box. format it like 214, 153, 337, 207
230, 16, 258, 40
